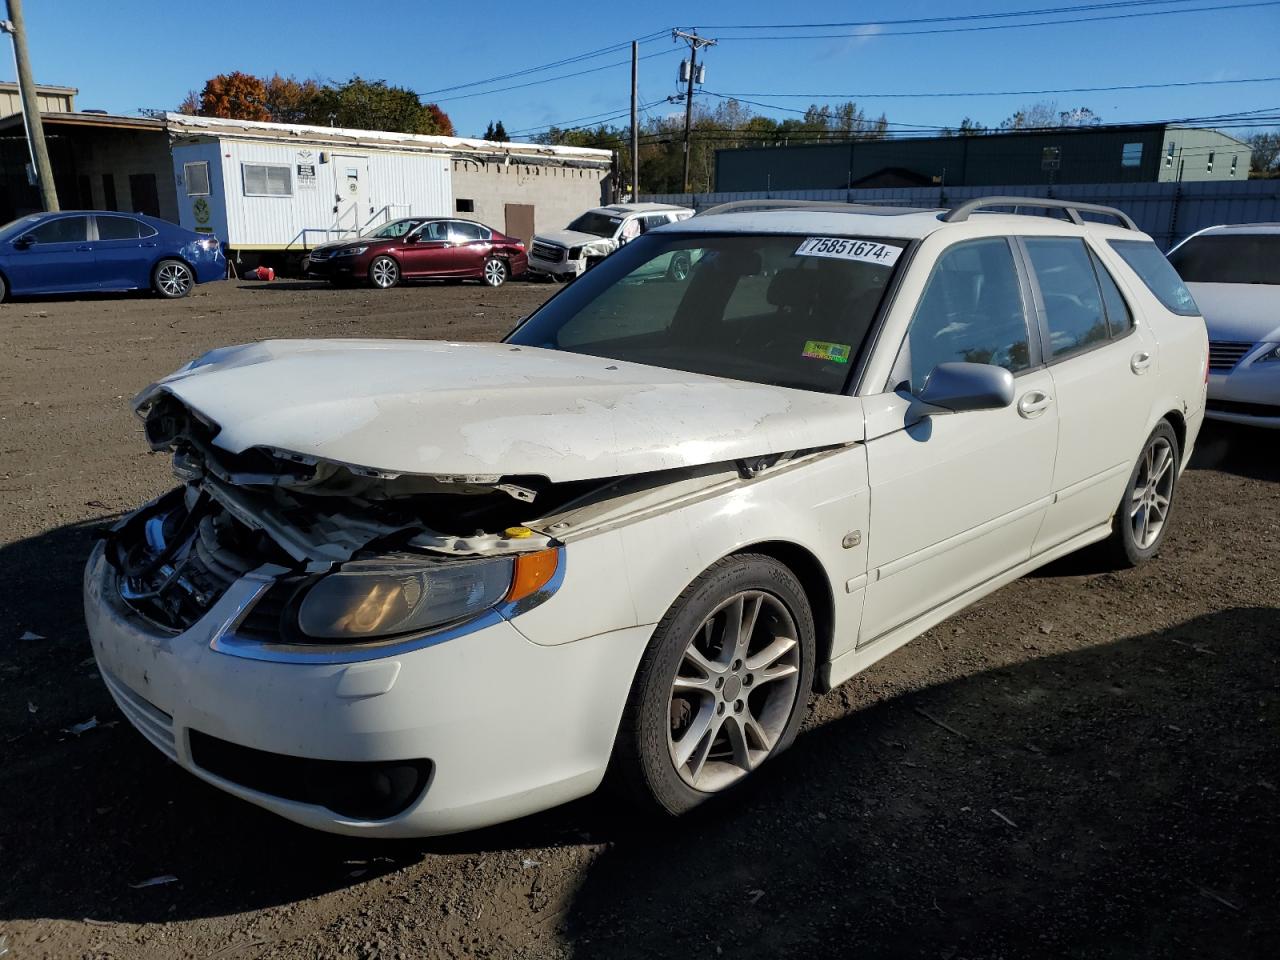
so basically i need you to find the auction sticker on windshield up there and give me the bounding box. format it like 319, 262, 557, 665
795, 237, 902, 266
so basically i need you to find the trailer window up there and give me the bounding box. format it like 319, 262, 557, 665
242, 163, 292, 198
184, 161, 210, 196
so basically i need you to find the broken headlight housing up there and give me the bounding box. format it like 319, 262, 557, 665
296, 555, 513, 641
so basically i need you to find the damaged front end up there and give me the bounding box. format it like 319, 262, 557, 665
106, 394, 584, 653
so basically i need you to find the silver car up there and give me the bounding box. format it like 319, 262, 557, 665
1168, 223, 1280, 429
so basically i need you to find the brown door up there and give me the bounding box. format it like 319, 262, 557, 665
504, 203, 535, 245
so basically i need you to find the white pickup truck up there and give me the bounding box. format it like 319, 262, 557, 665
527, 202, 694, 280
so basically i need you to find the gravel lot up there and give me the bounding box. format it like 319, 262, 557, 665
1, 279, 1276, 959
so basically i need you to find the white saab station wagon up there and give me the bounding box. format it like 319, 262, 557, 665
85, 197, 1208, 836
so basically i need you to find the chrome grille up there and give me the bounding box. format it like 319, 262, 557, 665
531, 241, 565, 263
100, 667, 178, 761
1208, 340, 1254, 371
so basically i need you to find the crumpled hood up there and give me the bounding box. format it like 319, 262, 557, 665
1186, 282, 1280, 343
533, 229, 615, 252
137, 340, 864, 482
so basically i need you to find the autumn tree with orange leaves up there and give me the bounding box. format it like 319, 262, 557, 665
179, 72, 453, 136
198, 71, 270, 122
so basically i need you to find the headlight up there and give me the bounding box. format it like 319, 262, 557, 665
1255, 343, 1280, 363
568, 246, 583, 260
294, 549, 559, 642
336, 245, 368, 257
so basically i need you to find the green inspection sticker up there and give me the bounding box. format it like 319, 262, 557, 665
802, 340, 852, 363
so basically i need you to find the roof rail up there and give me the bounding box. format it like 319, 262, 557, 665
697, 198, 938, 217
942, 196, 1138, 231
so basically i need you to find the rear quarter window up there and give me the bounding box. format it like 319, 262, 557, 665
1107, 240, 1199, 316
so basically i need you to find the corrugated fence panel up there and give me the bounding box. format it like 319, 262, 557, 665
642, 180, 1280, 249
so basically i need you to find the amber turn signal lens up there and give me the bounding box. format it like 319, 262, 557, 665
507, 548, 559, 603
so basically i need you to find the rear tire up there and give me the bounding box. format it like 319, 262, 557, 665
1107, 420, 1180, 567
153, 259, 194, 299
0, 273, 7, 302
368, 256, 400, 289
611, 554, 815, 817
482, 257, 508, 288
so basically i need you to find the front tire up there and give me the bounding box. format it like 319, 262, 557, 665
368, 255, 400, 289
482, 257, 508, 288
612, 554, 815, 816
1108, 420, 1180, 567
153, 259, 193, 298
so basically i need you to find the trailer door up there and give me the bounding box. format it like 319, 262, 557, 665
331, 155, 370, 235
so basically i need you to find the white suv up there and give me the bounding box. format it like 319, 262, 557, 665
86, 197, 1207, 837
528, 202, 694, 279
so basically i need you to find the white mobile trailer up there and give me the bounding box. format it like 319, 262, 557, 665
169, 135, 451, 262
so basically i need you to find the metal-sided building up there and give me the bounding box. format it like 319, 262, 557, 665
0, 109, 613, 266
715, 124, 1253, 192
163, 114, 613, 265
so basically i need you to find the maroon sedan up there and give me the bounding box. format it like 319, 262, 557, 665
304, 217, 528, 288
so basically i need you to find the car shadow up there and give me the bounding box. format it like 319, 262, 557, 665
1188, 420, 1278, 482
1, 518, 1275, 957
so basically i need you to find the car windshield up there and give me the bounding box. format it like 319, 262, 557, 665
565, 211, 623, 238
1168, 234, 1280, 285
0, 215, 42, 241
366, 218, 425, 239
506, 232, 906, 393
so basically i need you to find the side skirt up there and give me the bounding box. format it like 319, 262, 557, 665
819, 520, 1113, 691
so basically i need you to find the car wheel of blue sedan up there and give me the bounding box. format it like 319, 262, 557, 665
153, 259, 194, 299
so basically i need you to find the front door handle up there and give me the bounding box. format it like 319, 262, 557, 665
1131, 351, 1152, 374
75, 245, 92, 252
141, 241, 157, 248
1017, 390, 1054, 418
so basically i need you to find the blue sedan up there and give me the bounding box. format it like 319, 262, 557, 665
0, 211, 224, 301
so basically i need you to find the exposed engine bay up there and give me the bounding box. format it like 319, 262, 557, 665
108, 393, 830, 636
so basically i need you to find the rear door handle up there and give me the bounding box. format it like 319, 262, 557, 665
1017, 390, 1054, 418
141, 241, 157, 248
1131, 351, 1152, 374
75, 245, 93, 252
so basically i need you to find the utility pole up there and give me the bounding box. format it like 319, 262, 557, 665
2, 0, 58, 211
630, 40, 639, 202
673, 29, 715, 195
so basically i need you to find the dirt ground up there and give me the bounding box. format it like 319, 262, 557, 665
0, 279, 1276, 960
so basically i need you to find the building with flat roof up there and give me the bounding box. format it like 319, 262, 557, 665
715, 125, 1253, 193
0, 81, 76, 118
0, 108, 614, 268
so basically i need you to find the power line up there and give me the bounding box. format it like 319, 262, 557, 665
713, 75, 1280, 101
693, 0, 1207, 30
507, 99, 669, 138
415, 30, 669, 98
429, 47, 681, 103
707, 1, 1280, 41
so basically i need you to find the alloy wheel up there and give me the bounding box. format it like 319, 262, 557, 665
156, 262, 192, 297
483, 259, 507, 287
1131, 436, 1175, 549
370, 257, 399, 288
667, 591, 801, 793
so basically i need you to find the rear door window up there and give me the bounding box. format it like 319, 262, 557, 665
1108, 239, 1199, 316
1023, 237, 1110, 360
30, 216, 89, 244
96, 216, 144, 241
1089, 249, 1133, 336
450, 221, 487, 242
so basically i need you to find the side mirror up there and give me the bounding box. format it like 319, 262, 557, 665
915, 362, 1015, 414
13, 234, 35, 249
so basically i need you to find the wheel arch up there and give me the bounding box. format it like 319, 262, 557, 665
728, 539, 836, 686
1162, 408, 1187, 461
152, 254, 196, 277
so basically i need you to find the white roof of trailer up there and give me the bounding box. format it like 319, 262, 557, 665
164, 112, 613, 164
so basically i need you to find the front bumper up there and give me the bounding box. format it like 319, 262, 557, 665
84, 543, 648, 837
303, 255, 363, 281
1207, 360, 1280, 428
528, 253, 584, 278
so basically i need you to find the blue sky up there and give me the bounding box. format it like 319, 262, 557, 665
11, 1, 1280, 140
